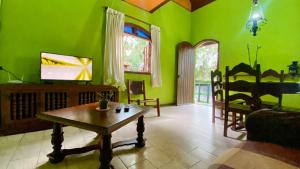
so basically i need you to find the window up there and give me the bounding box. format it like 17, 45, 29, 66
123, 23, 151, 73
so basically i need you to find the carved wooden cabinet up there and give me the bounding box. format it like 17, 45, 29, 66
0, 84, 119, 135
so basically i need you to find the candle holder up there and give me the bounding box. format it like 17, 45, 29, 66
288, 61, 299, 76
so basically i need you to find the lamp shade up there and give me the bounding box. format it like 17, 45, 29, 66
246, 0, 267, 36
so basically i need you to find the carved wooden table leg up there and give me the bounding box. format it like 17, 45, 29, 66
48, 123, 65, 163
99, 134, 113, 169
135, 115, 145, 147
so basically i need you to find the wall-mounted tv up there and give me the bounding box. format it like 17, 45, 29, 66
41, 52, 92, 81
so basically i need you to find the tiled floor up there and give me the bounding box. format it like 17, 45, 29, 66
0, 104, 245, 169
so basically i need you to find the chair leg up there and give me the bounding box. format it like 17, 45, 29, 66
137, 99, 141, 106
232, 112, 236, 131
224, 110, 229, 137
212, 104, 215, 123
240, 114, 244, 126
221, 108, 224, 119
156, 99, 160, 117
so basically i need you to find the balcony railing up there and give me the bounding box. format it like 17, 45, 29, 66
194, 81, 211, 104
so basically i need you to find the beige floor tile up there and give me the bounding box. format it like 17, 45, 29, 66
80, 130, 98, 141
159, 160, 187, 169
115, 146, 147, 167
39, 140, 54, 155
36, 152, 51, 167
0, 155, 11, 169
143, 147, 172, 168
128, 160, 157, 169
0, 133, 23, 143
190, 147, 216, 164
171, 150, 200, 168
0, 145, 17, 158
63, 127, 81, 136
0, 134, 23, 153
11, 143, 42, 161
63, 134, 87, 149
64, 153, 99, 169
36, 161, 67, 169
7, 156, 39, 169
189, 161, 210, 169
21, 131, 44, 144
156, 142, 187, 158
111, 156, 128, 169
42, 129, 53, 139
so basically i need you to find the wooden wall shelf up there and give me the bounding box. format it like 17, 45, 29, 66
0, 84, 119, 135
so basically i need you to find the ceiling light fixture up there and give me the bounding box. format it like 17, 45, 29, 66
246, 0, 267, 36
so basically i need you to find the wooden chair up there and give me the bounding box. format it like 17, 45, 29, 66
211, 69, 224, 123
127, 80, 160, 116
260, 69, 284, 109
211, 70, 244, 124
224, 63, 261, 137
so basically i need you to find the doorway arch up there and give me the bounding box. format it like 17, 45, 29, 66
194, 39, 220, 104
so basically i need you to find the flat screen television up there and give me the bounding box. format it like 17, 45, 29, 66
41, 52, 92, 81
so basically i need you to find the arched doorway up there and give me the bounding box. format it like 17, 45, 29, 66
194, 40, 219, 104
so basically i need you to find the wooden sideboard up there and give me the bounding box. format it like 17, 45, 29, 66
0, 84, 119, 135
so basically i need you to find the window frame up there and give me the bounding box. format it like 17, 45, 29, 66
123, 23, 152, 75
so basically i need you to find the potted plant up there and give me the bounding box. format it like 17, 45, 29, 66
98, 91, 114, 109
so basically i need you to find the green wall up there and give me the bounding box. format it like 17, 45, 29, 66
0, 0, 191, 104
191, 0, 300, 107
1, 0, 299, 107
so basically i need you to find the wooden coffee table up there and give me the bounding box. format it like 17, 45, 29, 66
36, 102, 151, 169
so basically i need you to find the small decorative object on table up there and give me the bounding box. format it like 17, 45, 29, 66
288, 61, 299, 76
115, 107, 122, 113
124, 106, 130, 112
97, 91, 114, 110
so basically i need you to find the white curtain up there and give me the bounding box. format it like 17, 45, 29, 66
103, 8, 126, 90
150, 25, 162, 87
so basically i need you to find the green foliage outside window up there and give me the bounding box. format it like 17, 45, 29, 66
195, 44, 218, 82
123, 34, 150, 72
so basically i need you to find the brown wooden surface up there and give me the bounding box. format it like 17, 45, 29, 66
190, 0, 215, 11
223, 79, 300, 137
37, 102, 151, 134
123, 0, 215, 12
224, 63, 261, 137
127, 80, 160, 116
260, 69, 285, 108
124, 0, 166, 12
172, 0, 191, 10
258, 82, 300, 95
176, 42, 195, 105
0, 84, 119, 135
39, 103, 150, 168
211, 69, 224, 123
261, 69, 284, 81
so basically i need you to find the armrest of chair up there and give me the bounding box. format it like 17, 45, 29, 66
246, 109, 300, 149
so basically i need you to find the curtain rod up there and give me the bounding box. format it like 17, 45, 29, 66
104, 7, 152, 26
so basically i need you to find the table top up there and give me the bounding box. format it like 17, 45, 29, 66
36, 102, 151, 134
227, 81, 300, 94
259, 82, 300, 94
